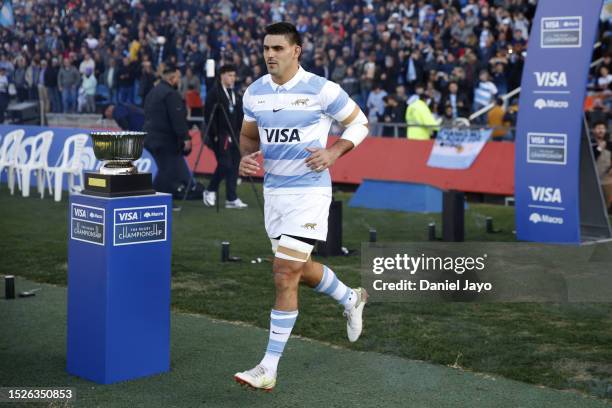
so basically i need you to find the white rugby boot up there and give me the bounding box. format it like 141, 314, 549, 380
234, 364, 276, 391
203, 190, 216, 207
225, 198, 248, 209
344, 287, 368, 342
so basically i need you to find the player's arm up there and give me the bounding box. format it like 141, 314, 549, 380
305, 92, 368, 172
239, 119, 261, 176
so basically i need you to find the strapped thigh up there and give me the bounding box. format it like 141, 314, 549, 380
274, 235, 314, 263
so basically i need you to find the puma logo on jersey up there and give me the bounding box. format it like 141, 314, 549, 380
301, 223, 317, 230
292, 98, 309, 106
264, 128, 301, 143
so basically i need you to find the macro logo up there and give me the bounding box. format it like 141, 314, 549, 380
529, 212, 564, 225
534, 98, 569, 110
529, 213, 543, 224
264, 128, 301, 143
529, 186, 562, 203
534, 71, 567, 87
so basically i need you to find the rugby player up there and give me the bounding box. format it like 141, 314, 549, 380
234, 22, 369, 391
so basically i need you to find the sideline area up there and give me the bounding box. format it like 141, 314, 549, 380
1, 277, 608, 408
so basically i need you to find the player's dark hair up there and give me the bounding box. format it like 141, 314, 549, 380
265, 22, 302, 47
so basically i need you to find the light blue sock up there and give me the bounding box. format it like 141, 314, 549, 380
314, 265, 356, 309
260, 309, 298, 373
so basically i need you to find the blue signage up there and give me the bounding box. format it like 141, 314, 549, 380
113, 205, 167, 246
515, 0, 603, 243
71, 203, 105, 245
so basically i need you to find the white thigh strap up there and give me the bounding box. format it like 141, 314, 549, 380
275, 235, 314, 263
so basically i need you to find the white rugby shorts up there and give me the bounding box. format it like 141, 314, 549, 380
264, 193, 331, 242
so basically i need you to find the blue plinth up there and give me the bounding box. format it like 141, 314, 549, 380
67, 192, 172, 384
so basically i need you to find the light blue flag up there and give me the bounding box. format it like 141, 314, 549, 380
0, 0, 14, 28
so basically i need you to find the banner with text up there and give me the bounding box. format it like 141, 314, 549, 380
515, 0, 603, 243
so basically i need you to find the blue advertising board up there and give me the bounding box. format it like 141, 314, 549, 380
515, 0, 603, 243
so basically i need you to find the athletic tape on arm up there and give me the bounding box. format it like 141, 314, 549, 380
340, 109, 368, 147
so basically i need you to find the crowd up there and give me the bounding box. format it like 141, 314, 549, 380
0, 0, 611, 139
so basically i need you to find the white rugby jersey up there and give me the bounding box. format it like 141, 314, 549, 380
243, 66, 355, 196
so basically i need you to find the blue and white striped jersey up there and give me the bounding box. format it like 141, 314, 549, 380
243, 66, 355, 196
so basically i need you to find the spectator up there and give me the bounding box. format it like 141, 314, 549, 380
45, 58, 61, 113
79, 52, 95, 76
366, 83, 387, 136
102, 58, 118, 104
592, 121, 612, 211
139, 61, 157, 104
381, 96, 404, 138
405, 94, 440, 140
441, 82, 469, 119
104, 103, 145, 131
58, 58, 80, 113
117, 57, 135, 104
488, 98, 509, 141
0, 67, 9, 123
80, 68, 97, 114
37, 60, 50, 116
13, 57, 28, 102
473, 70, 498, 121
25, 58, 41, 101
180, 66, 201, 99
597, 66, 612, 92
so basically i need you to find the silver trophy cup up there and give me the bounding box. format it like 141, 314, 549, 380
90, 131, 146, 175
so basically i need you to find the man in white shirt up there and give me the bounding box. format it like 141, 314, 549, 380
234, 22, 369, 391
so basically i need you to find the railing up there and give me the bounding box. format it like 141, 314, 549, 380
332, 122, 516, 140
469, 42, 604, 122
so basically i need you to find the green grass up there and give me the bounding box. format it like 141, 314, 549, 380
1, 183, 611, 401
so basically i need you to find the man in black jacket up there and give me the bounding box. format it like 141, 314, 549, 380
202, 64, 247, 209
143, 64, 192, 199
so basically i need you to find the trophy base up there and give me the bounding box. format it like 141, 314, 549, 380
99, 161, 137, 175
82, 172, 155, 197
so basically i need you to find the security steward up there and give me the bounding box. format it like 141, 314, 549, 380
143, 64, 192, 200
202, 64, 247, 209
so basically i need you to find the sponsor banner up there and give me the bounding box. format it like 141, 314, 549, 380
70, 203, 104, 245
0, 124, 158, 191
426, 128, 492, 170
515, 0, 603, 243
113, 205, 167, 246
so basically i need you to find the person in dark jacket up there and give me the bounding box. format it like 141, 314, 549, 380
104, 102, 145, 131
45, 57, 61, 113
202, 64, 247, 209
143, 64, 192, 200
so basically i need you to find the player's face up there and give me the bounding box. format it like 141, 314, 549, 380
263, 34, 300, 79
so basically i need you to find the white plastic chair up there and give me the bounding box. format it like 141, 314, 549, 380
0, 129, 25, 195
46, 133, 89, 202
15, 131, 54, 198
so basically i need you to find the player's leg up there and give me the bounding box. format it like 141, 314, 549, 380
301, 257, 368, 342
234, 235, 314, 391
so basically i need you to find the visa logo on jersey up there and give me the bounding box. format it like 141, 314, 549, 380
264, 128, 301, 143
118, 212, 139, 221
529, 186, 562, 203
534, 71, 567, 87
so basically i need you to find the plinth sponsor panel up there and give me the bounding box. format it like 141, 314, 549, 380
113, 205, 167, 246
70, 204, 105, 245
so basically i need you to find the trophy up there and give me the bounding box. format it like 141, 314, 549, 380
83, 131, 155, 197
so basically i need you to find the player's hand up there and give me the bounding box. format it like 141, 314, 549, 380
239, 151, 261, 176
183, 140, 192, 155
304, 147, 338, 172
